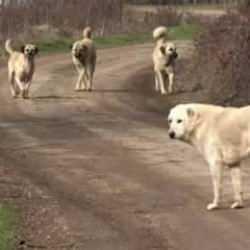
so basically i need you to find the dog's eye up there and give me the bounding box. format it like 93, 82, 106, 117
177, 119, 183, 124
168, 119, 172, 124
169, 48, 173, 51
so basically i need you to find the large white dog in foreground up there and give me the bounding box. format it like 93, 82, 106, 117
167, 103, 250, 210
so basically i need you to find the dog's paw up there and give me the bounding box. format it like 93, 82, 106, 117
231, 201, 244, 209
207, 203, 219, 211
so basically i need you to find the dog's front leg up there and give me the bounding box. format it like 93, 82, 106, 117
87, 72, 94, 91
168, 73, 174, 94
23, 82, 32, 99
75, 70, 84, 91
9, 72, 18, 98
80, 73, 88, 91
157, 71, 167, 95
154, 73, 160, 92
207, 162, 223, 211
230, 167, 244, 209
15, 78, 25, 99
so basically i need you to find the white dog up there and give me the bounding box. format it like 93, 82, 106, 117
167, 103, 250, 210
72, 27, 96, 91
152, 26, 178, 95
5, 39, 38, 99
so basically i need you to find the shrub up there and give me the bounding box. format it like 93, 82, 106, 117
191, 9, 250, 106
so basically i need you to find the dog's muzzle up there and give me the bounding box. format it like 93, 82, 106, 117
173, 51, 178, 59
168, 131, 176, 139
74, 52, 81, 58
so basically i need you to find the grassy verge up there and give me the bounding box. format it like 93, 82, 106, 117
169, 24, 202, 40
37, 24, 200, 54
0, 205, 17, 250
177, 3, 227, 11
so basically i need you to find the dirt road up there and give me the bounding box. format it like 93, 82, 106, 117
1, 43, 250, 250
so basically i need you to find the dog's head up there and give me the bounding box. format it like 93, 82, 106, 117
21, 44, 38, 57
160, 42, 178, 59
71, 42, 87, 59
167, 104, 200, 141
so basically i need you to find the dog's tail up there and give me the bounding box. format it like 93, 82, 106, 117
83, 27, 92, 39
5, 39, 15, 55
153, 26, 168, 43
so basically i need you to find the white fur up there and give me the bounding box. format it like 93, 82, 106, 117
168, 103, 249, 210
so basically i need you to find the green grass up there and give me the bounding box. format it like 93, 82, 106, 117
169, 24, 202, 40
0, 24, 201, 57
0, 205, 17, 250
37, 24, 200, 54
176, 3, 227, 11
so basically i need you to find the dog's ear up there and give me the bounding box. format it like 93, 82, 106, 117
160, 46, 166, 55
35, 47, 39, 55
187, 107, 201, 127
187, 108, 195, 117
20, 45, 25, 53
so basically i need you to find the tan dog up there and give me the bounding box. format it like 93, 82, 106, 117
72, 27, 97, 91
152, 26, 178, 95
167, 103, 250, 211
5, 39, 38, 99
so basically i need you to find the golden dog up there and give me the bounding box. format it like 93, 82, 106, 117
5, 39, 38, 99
72, 27, 97, 91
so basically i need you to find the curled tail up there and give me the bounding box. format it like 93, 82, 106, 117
5, 39, 14, 55
153, 26, 168, 42
83, 27, 92, 39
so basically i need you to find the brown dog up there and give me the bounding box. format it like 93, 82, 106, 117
5, 39, 38, 99
152, 26, 178, 95
72, 27, 97, 91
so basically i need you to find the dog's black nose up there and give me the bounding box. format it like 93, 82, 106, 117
169, 131, 175, 139
173, 52, 178, 59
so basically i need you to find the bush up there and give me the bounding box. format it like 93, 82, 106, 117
191, 9, 250, 106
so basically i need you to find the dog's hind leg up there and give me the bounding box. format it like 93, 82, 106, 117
157, 71, 167, 95
168, 72, 174, 94
230, 167, 244, 209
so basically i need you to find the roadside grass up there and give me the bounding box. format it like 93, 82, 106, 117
0, 24, 201, 57
169, 24, 201, 41
38, 24, 200, 54
127, 3, 230, 12
176, 3, 228, 11
0, 205, 17, 250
